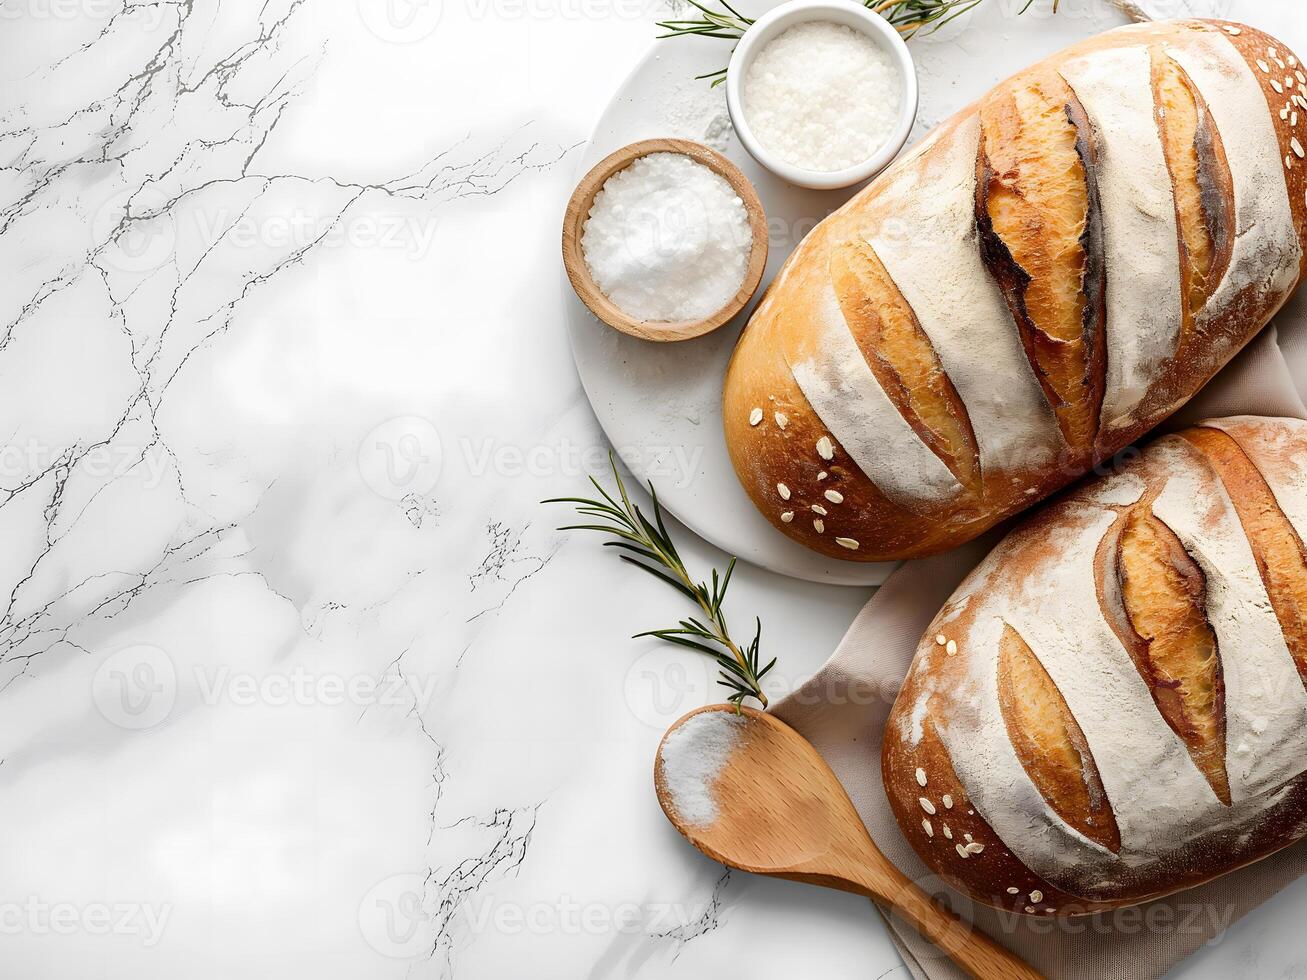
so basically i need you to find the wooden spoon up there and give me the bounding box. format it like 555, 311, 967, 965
654, 704, 1044, 980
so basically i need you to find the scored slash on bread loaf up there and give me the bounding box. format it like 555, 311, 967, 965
883, 417, 1307, 916
976, 65, 1106, 460
723, 20, 1307, 561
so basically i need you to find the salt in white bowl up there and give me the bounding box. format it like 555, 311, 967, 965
725, 0, 919, 191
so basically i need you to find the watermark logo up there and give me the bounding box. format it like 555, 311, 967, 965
884, 873, 979, 970
358, 416, 444, 501
358, 873, 433, 958
357, 0, 443, 43
623, 650, 711, 730
92, 644, 177, 730
91, 190, 177, 276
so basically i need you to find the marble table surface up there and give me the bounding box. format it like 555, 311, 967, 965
1, 0, 1304, 977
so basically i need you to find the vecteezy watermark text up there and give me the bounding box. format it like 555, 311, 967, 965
358, 872, 711, 959
0, 440, 172, 489
459, 437, 705, 489
0, 898, 171, 947
195, 665, 438, 711
1, 0, 168, 31
93, 644, 441, 731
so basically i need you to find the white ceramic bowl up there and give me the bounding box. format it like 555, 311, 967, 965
724, 0, 919, 191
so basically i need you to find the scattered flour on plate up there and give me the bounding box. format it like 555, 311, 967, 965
581, 152, 752, 322
660, 71, 735, 152
742, 20, 902, 172
659, 710, 747, 827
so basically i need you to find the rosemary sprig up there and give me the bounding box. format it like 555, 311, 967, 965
657, 0, 1057, 84
545, 455, 775, 710
873, 0, 1016, 37
657, 0, 751, 42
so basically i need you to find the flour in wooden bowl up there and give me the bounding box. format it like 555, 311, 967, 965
580, 152, 752, 322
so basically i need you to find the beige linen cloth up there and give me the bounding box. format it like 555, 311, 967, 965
772, 287, 1307, 975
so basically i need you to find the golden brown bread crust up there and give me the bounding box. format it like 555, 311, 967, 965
996, 623, 1121, 852
1154, 53, 1230, 331
1113, 502, 1230, 805
831, 239, 982, 491
882, 416, 1307, 916
978, 67, 1104, 459
724, 21, 1307, 562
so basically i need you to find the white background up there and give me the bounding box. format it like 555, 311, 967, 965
0, 0, 1302, 977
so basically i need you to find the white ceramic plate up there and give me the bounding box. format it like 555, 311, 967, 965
562, 15, 901, 586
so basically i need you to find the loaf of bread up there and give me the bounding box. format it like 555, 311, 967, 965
723, 21, 1307, 561
883, 416, 1307, 914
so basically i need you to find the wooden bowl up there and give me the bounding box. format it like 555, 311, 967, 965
561, 138, 769, 342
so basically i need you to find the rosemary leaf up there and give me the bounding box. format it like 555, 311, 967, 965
618, 556, 701, 601
638, 633, 723, 657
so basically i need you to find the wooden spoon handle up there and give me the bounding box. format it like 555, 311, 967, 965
868, 870, 1045, 980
